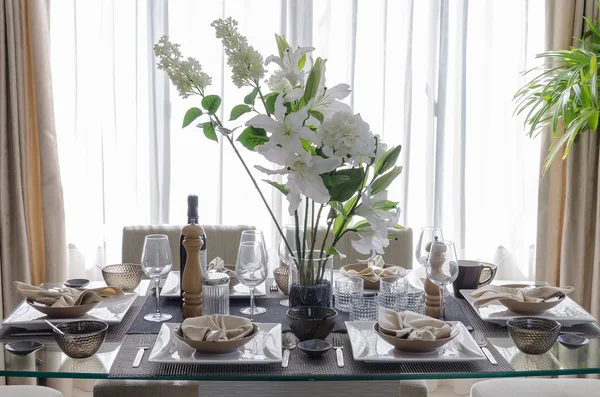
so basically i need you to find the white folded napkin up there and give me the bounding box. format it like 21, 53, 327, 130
343, 265, 407, 284
378, 307, 452, 341
208, 257, 237, 280
470, 285, 575, 307
181, 315, 253, 342
14, 281, 123, 307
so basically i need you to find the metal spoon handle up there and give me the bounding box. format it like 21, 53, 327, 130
282, 349, 290, 368
44, 320, 65, 335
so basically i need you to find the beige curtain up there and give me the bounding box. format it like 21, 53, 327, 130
0, 0, 66, 315
536, 0, 600, 320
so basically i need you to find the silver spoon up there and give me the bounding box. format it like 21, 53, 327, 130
44, 320, 65, 335
281, 333, 297, 368
472, 329, 497, 365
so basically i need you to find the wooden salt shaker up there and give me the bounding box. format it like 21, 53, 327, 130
424, 238, 445, 318
182, 222, 204, 319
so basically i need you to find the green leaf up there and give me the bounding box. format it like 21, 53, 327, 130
333, 215, 345, 236
308, 110, 324, 123
265, 92, 278, 115
392, 224, 405, 230
230, 104, 251, 121
237, 126, 269, 150
300, 138, 317, 155
371, 166, 402, 195
329, 201, 344, 215
182, 107, 203, 128
201, 95, 221, 115
244, 88, 259, 105
371, 200, 399, 210
202, 122, 218, 142
325, 246, 343, 257
343, 195, 359, 216
352, 219, 371, 229
303, 58, 325, 104
275, 34, 290, 58
298, 54, 307, 71
321, 168, 365, 202
263, 179, 289, 195
374, 145, 402, 177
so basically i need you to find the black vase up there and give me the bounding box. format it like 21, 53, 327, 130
288, 280, 332, 308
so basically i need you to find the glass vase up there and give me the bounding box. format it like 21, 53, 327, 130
287, 251, 333, 308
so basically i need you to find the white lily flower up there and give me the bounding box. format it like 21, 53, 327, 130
246, 94, 318, 154
266, 46, 314, 87
309, 83, 352, 119
255, 151, 341, 214
351, 229, 389, 255
356, 188, 400, 237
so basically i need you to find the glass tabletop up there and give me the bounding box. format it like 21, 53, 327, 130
1, 278, 599, 380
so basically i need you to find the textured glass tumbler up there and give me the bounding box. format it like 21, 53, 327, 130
379, 276, 408, 311
334, 276, 364, 312
404, 288, 425, 314
350, 292, 379, 321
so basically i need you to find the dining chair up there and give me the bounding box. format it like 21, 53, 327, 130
470, 378, 600, 397
0, 385, 63, 396
92, 224, 427, 397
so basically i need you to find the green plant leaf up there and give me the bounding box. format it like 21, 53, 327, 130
333, 214, 345, 236
329, 201, 344, 215
202, 122, 218, 142
275, 34, 290, 58
237, 126, 269, 150
298, 54, 307, 71
325, 246, 343, 257
303, 58, 325, 104
263, 179, 289, 195
392, 224, 405, 230
343, 195, 359, 216
182, 107, 203, 128
322, 168, 365, 202
374, 145, 402, 177
352, 219, 371, 229
230, 104, 251, 121
300, 138, 317, 155
371, 166, 402, 195
308, 110, 324, 123
244, 88, 259, 105
265, 92, 278, 115
371, 200, 399, 210
201, 95, 221, 115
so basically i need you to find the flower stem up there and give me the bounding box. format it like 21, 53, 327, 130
302, 200, 309, 283
257, 87, 271, 117
294, 210, 303, 284
310, 203, 324, 282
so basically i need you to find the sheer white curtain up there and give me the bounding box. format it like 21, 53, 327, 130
50, 0, 544, 283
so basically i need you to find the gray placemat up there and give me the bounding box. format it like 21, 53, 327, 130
108, 331, 512, 380
454, 297, 600, 338
0, 295, 146, 343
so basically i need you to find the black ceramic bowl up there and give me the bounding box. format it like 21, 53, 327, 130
507, 317, 561, 355
298, 339, 332, 357
286, 306, 337, 342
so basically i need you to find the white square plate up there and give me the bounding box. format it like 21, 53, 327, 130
158, 271, 266, 298
460, 289, 597, 327
148, 323, 282, 364
345, 321, 486, 363
2, 292, 139, 330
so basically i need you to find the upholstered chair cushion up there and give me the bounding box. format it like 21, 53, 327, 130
471, 379, 600, 397
0, 386, 63, 397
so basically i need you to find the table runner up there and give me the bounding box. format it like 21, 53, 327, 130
108, 330, 513, 379
454, 297, 600, 338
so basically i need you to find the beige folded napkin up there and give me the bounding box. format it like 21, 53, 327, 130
378, 307, 452, 341
14, 281, 124, 307
181, 315, 253, 342
470, 285, 575, 307
208, 257, 237, 280
343, 265, 406, 284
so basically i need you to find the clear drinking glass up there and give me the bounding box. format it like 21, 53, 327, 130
379, 275, 408, 311
404, 288, 425, 314
334, 276, 364, 312
236, 241, 268, 321
141, 234, 173, 322
278, 225, 306, 307
425, 240, 459, 320
350, 292, 379, 321
415, 226, 444, 265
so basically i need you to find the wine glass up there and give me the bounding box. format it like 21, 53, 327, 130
424, 240, 459, 320
141, 234, 173, 322
241, 230, 268, 263
236, 241, 268, 321
415, 226, 444, 265
278, 225, 306, 307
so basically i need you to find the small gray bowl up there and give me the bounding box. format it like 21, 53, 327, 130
298, 339, 331, 357
54, 320, 108, 359
286, 306, 337, 342
507, 317, 561, 355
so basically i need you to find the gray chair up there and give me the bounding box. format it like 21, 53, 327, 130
470, 379, 600, 397
0, 386, 63, 397
93, 224, 427, 397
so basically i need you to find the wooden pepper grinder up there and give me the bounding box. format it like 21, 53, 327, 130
424, 238, 445, 318
182, 222, 204, 319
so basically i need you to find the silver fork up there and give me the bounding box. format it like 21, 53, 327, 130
332, 333, 344, 367
132, 346, 149, 368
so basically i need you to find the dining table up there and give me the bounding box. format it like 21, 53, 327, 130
0, 277, 599, 383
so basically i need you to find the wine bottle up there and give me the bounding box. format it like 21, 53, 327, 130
180, 195, 207, 299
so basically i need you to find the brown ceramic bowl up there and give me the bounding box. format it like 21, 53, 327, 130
27, 300, 99, 319
373, 323, 458, 353
173, 324, 259, 354
339, 263, 403, 290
